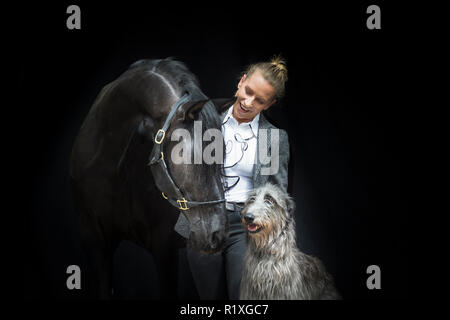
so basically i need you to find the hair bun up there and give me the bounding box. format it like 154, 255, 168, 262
270, 55, 287, 72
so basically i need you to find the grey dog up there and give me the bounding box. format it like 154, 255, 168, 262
240, 183, 341, 300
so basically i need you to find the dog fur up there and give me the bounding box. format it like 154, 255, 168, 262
240, 183, 341, 300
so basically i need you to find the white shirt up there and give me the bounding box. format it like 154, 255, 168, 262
221, 105, 260, 202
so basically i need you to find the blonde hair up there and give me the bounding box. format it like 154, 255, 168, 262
244, 55, 288, 101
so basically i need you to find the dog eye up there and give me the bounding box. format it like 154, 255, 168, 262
264, 197, 274, 206
248, 196, 256, 202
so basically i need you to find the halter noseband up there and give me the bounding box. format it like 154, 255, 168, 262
148, 93, 226, 211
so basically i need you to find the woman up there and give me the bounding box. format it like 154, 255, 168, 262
176, 56, 290, 299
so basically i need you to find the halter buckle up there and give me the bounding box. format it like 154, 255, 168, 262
177, 198, 189, 211
155, 129, 166, 144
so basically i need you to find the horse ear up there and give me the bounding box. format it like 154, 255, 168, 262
178, 100, 208, 121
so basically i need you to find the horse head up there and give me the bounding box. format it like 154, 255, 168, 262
144, 90, 227, 254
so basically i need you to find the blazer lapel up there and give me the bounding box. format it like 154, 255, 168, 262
214, 98, 235, 123
220, 111, 227, 123
253, 113, 271, 186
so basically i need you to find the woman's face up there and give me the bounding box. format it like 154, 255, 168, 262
233, 70, 276, 124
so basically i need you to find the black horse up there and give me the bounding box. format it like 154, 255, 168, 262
69, 58, 227, 299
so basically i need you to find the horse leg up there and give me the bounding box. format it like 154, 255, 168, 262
80, 219, 118, 299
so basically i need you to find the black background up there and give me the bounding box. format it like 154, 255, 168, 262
23, 1, 407, 301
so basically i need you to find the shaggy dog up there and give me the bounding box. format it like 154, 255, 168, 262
240, 183, 341, 300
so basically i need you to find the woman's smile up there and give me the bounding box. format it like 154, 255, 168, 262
232, 70, 276, 124
238, 102, 250, 113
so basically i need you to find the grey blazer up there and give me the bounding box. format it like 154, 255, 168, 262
174, 99, 290, 238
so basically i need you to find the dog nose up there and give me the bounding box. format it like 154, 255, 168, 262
244, 213, 255, 223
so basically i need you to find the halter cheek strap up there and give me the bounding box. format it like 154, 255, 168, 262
149, 93, 190, 165
148, 93, 225, 211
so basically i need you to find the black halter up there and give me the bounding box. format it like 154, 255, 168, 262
148, 93, 226, 211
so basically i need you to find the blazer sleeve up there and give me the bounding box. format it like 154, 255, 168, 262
267, 129, 290, 192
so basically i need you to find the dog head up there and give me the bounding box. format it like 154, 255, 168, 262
241, 183, 295, 242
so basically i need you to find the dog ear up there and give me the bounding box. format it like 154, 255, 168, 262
286, 196, 296, 215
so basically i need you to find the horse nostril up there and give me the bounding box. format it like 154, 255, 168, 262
244, 213, 254, 223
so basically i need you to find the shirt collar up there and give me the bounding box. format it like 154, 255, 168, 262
222, 105, 260, 136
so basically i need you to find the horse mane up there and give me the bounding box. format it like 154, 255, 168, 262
130, 58, 221, 129
129, 58, 200, 92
